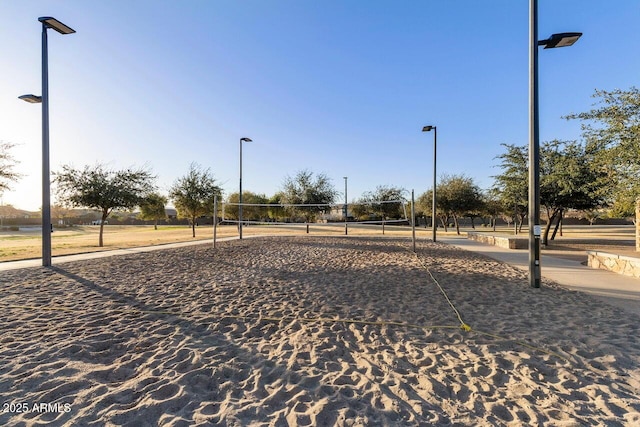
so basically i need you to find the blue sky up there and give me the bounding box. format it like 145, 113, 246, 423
1, 1, 639, 211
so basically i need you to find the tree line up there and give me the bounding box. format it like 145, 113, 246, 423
1, 87, 638, 247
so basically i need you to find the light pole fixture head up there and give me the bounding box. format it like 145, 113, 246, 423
38, 17, 75, 34
19, 94, 43, 103
240, 137, 252, 142
538, 32, 582, 49
422, 125, 436, 132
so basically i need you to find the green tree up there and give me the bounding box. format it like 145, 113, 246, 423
565, 87, 640, 221
482, 191, 506, 231
169, 163, 222, 237
539, 140, 608, 243
0, 141, 21, 194
355, 185, 407, 221
416, 188, 456, 232
280, 170, 338, 222
606, 196, 637, 220
579, 209, 602, 226
267, 192, 286, 222
414, 190, 435, 228
437, 174, 483, 235
54, 163, 156, 246
225, 191, 269, 221
492, 140, 608, 244
139, 193, 168, 230
412, 191, 427, 227
492, 143, 528, 232
350, 201, 370, 221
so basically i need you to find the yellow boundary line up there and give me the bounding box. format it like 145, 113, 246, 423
405, 243, 573, 364
411, 251, 472, 332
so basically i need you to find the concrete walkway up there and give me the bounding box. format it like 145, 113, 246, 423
439, 235, 640, 316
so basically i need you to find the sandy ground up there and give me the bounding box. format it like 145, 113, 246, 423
1, 236, 639, 426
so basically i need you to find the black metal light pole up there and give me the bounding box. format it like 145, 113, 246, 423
529, 0, 581, 288
239, 137, 252, 240
422, 125, 437, 242
19, 17, 75, 267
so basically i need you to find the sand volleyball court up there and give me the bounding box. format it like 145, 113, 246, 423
1, 236, 639, 426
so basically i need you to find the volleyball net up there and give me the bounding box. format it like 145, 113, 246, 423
219, 199, 410, 229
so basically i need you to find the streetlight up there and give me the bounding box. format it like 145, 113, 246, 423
422, 125, 437, 242
19, 16, 75, 267
529, 0, 581, 288
239, 137, 252, 240
18, 94, 42, 103
343, 176, 348, 235
539, 32, 582, 49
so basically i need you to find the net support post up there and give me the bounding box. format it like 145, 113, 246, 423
411, 190, 416, 253
213, 195, 218, 250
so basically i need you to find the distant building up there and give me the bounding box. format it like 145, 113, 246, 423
165, 208, 177, 219
321, 205, 352, 222
0, 205, 33, 219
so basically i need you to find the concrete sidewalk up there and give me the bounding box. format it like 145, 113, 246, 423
439, 235, 640, 316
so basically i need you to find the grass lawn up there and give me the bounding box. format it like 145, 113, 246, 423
0, 225, 215, 261
0, 223, 447, 262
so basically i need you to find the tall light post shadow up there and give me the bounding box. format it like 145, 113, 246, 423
529, 0, 581, 287
19, 17, 75, 267
239, 137, 252, 240
422, 125, 437, 242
